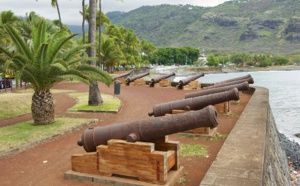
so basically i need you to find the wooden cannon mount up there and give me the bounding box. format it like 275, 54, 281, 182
66, 106, 218, 185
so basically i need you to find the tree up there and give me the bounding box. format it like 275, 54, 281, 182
51, 0, 63, 29
0, 20, 112, 125
207, 53, 219, 66
99, 34, 123, 72
87, 0, 104, 106
230, 53, 245, 66
272, 55, 289, 66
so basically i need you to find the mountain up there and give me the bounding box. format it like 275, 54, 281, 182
106, 0, 300, 54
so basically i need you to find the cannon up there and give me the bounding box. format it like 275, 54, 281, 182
185, 82, 249, 98
214, 74, 252, 85
148, 88, 239, 117
149, 72, 175, 87
112, 70, 133, 80
77, 105, 218, 152
177, 72, 205, 89
125, 72, 150, 85
203, 77, 254, 90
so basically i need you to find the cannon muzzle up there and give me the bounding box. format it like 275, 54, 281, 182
78, 105, 218, 152
149, 88, 239, 117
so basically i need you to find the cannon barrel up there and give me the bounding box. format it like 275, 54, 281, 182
185, 82, 249, 99
203, 77, 254, 90
126, 72, 150, 84
150, 72, 175, 86
77, 105, 218, 152
214, 74, 252, 85
148, 88, 239, 117
178, 72, 205, 87
113, 70, 133, 80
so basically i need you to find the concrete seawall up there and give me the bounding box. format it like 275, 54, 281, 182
200, 86, 290, 186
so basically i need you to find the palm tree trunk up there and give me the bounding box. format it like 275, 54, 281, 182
82, 0, 86, 45
31, 90, 55, 125
98, 0, 102, 69
55, 0, 63, 29
88, 0, 103, 106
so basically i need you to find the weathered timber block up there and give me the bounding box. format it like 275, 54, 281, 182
97, 139, 176, 184
183, 81, 201, 90
153, 79, 171, 88
71, 152, 99, 175
159, 79, 171, 87
154, 140, 180, 171
130, 78, 146, 86
214, 101, 230, 114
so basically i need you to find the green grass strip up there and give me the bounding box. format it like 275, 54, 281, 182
180, 143, 208, 157
69, 92, 121, 112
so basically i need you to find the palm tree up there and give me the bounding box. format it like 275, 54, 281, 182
51, 0, 63, 29
100, 35, 124, 72
87, 0, 104, 106
0, 20, 112, 125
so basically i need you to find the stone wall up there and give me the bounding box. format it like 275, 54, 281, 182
200, 86, 290, 186
262, 105, 290, 185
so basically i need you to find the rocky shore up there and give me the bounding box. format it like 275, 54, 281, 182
279, 133, 300, 185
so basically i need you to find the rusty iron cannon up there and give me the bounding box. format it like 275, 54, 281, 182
177, 72, 205, 89
185, 81, 249, 99
149, 72, 175, 87
112, 70, 133, 80
214, 74, 252, 85
148, 88, 239, 117
77, 105, 218, 152
125, 72, 150, 85
203, 77, 254, 90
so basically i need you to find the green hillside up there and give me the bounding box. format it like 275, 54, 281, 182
106, 0, 300, 54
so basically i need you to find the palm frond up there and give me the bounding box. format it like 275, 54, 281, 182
67, 57, 98, 65
34, 43, 48, 74
46, 31, 76, 64
32, 20, 48, 52
4, 24, 32, 61
50, 60, 68, 72
75, 65, 113, 86
62, 43, 93, 61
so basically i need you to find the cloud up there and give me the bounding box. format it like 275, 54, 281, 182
0, 0, 230, 25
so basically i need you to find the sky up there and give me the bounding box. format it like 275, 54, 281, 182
0, 0, 230, 25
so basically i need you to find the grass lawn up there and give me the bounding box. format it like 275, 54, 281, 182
68, 92, 121, 112
0, 89, 121, 154
0, 117, 95, 153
